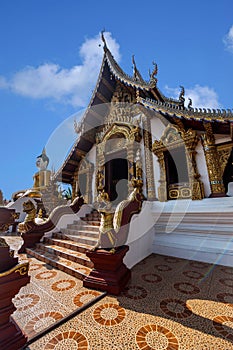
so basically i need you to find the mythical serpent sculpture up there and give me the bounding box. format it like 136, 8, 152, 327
149, 61, 158, 85
18, 200, 37, 234
179, 85, 185, 108
93, 182, 143, 253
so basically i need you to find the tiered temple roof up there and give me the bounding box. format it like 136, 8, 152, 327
54, 34, 233, 184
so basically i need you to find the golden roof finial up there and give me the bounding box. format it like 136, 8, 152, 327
101, 29, 107, 52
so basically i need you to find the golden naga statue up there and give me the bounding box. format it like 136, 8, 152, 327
92, 190, 116, 253
18, 200, 37, 233
93, 177, 143, 253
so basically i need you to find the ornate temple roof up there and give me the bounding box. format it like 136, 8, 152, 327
137, 96, 233, 123
54, 33, 233, 184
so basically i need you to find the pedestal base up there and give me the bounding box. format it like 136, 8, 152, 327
0, 262, 30, 350
18, 232, 44, 253
83, 245, 131, 295
0, 321, 27, 350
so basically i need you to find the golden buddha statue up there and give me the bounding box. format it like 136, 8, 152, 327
33, 148, 51, 190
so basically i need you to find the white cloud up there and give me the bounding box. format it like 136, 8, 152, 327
165, 84, 221, 109
223, 25, 233, 52
1, 32, 120, 107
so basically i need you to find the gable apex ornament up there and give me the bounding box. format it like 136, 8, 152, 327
101, 29, 107, 52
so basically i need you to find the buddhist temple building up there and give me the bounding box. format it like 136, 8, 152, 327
1, 32, 233, 350
55, 33, 233, 204
48, 33, 233, 267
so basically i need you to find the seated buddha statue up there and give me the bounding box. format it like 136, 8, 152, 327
33, 148, 51, 190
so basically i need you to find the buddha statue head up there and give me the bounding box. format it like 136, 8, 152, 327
36, 148, 49, 171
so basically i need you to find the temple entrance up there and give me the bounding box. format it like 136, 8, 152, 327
165, 147, 190, 200
105, 155, 128, 204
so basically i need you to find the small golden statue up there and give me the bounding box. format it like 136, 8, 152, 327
18, 200, 37, 233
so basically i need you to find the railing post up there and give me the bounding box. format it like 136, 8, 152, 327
0, 238, 30, 350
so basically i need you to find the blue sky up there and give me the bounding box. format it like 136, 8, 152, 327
1, 0, 233, 199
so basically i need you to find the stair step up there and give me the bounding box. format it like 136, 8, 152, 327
44, 236, 93, 253
61, 228, 99, 238
52, 232, 97, 246
66, 235, 97, 246
155, 223, 233, 235
81, 218, 100, 225
67, 224, 99, 232
36, 243, 93, 268
26, 248, 91, 280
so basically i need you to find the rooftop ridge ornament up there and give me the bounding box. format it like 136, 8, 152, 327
188, 97, 193, 110
179, 85, 185, 109
149, 61, 158, 85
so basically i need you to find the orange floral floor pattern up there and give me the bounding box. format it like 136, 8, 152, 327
2, 235, 233, 349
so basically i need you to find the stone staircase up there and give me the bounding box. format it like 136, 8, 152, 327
26, 210, 101, 280
152, 203, 233, 266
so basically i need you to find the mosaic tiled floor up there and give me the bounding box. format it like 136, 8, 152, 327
2, 235, 233, 349
1, 235, 103, 341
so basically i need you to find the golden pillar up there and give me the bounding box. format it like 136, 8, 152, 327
96, 143, 105, 195
127, 140, 135, 195
185, 146, 204, 200
156, 153, 167, 202
201, 123, 226, 197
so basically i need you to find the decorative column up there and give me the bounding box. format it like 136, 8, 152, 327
96, 143, 105, 196
185, 142, 204, 200
152, 148, 167, 202
142, 116, 157, 200
157, 153, 167, 202
127, 140, 135, 195
72, 172, 78, 201
201, 123, 226, 197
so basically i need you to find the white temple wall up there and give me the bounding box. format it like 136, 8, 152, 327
150, 115, 167, 143
195, 140, 211, 197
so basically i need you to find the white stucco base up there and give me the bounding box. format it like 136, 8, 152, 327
152, 197, 233, 267
153, 232, 233, 267
124, 201, 154, 269
124, 197, 233, 268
